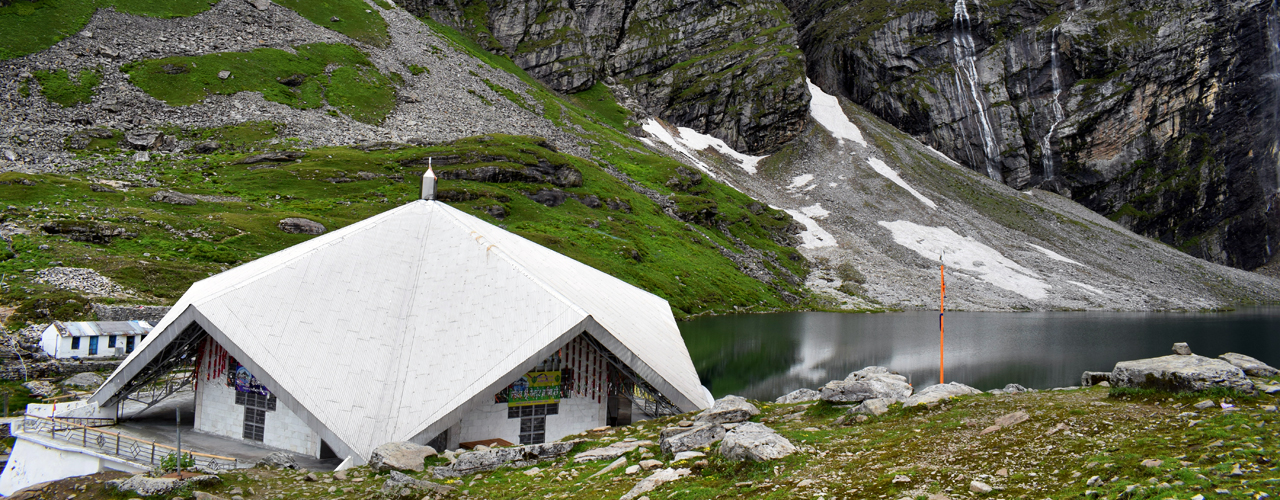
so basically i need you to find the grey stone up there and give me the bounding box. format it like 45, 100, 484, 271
369, 442, 437, 472
380, 470, 454, 497
588, 457, 627, 478
1001, 383, 1029, 393
193, 492, 226, 500
234, 151, 305, 164
718, 422, 796, 462
60, 372, 105, 389
695, 395, 760, 425
638, 459, 663, 470
573, 439, 653, 463
22, 380, 57, 397
900, 382, 981, 407
620, 468, 690, 500
255, 451, 299, 469
659, 422, 725, 455
277, 218, 326, 235
150, 191, 198, 205
432, 440, 579, 478
820, 366, 912, 403
775, 388, 820, 404
1082, 371, 1112, 387
123, 130, 163, 150
1173, 342, 1193, 355
217, 71, 231, 80
969, 480, 992, 493
1218, 353, 1279, 377
246, 0, 270, 11
849, 397, 893, 416
193, 141, 221, 153
107, 477, 181, 496
1111, 354, 1255, 393
1193, 399, 1215, 410
672, 451, 705, 462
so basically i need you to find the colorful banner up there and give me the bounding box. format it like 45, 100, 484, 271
507, 371, 561, 406
226, 358, 271, 396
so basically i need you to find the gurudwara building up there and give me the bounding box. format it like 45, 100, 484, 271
84, 171, 711, 463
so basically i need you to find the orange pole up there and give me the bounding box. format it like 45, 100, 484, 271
940, 262, 946, 384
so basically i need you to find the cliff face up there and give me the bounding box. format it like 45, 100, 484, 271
785, 0, 1280, 270
403, 0, 810, 155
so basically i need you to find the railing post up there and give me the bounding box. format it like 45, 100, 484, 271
151, 442, 155, 464
116, 434, 120, 455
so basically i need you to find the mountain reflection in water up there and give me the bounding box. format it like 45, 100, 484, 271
679, 309, 1280, 401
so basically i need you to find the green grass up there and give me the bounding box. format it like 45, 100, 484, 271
570, 82, 632, 132
122, 43, 397, 124
31, 67, 101, 107
272, 0, 390, 47
0, 0, 213, 61
407, 64, 428, 75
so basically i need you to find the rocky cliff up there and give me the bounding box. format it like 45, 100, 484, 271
785, 0, 1280, 271
404, 0, 811, 155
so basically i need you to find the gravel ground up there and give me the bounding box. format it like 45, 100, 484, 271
34, 266, 133, 297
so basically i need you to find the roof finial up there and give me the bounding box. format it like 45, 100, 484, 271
422, 157, 436, 201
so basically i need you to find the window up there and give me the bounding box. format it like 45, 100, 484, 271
71, 337, 80, 350
88, 336, 99, 355
507, 403, 557, 445
237, 391, 276, 442
108, 335, 117, 348
126, 336, 135, 353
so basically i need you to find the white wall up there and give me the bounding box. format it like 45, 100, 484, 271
0, 433, 145, 496
194, 361, 319, 457
457, 395, 604, 446
39, 325, 59, 357
46, 334, 139, 359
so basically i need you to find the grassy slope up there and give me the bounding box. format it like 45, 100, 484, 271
38, 383, 1280, 499
30, 67, 102, 107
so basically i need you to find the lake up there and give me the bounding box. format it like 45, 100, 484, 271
678, 308, 1280, 401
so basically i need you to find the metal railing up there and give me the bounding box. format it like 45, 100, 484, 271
20, 415, 239, 471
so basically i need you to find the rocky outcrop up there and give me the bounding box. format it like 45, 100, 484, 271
369, 441, 437, 472
404, 0, 810, 154
659, 421, 725, 455
785, 0, 1280, 271
775, 388, 820, 404
717, 421, 797, 461
1111, 353, 1255, 393
1219, 352, 1280, 377
820, 366, 913, 403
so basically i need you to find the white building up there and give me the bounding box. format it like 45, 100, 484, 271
39, 321, 153, 359
85, 177, 711, 463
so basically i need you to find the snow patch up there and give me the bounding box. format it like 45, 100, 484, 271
1069, 280, 1107, 296
1028, 243, 1083, 266
924, 145, 962, 167
877, 220, 1050, 300
807, 79, 867, 147
640, 118, 764, 175
800, 203, 830, 219
787, 210, 838, 248
788, 174, 815, 190
866, 157, 937, 209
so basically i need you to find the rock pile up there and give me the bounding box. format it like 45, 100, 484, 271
658, 396, 796, 463
34, 267, 131, 296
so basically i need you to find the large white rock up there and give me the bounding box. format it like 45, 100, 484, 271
1218, 353, 1279, 377
901, 382, 983, 407
695, 395, 760, 424
368, 442, 437, 472
659, 422, 725, 455
849, 397, 894, 416
718, 422, 796, 462
620, 468, 690, 500
1111, 354, 1254, 393
820, 366, 912, 403
775, 388, 820, 404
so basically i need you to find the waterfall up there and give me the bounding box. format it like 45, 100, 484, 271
952, 0, 1002, 181
1042, 27, 1065, 181
1268, 1, 1280, 191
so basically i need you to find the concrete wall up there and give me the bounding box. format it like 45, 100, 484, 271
457, 395, 604, 447
0, 433, 146, 496
194, 360, 319, 457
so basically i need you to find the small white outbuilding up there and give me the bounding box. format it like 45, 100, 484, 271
39, 321, 153, 359
89, 178, 711, 462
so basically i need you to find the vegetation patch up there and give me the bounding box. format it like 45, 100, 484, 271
272, 0, 390, 47
122, 43, 397, 124
0, 0, 213, 61
31, 67, 101, 107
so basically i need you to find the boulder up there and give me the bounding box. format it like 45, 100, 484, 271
123, 130, 163, 150
695, 395, 759, 425
718, 422, 797, 462
1111, 354, 1255, 393
1081, 371, 1111, 387
107, 477, 180, 496
60, 372, 105, 389
193, 141, 221, 153
587, 457, 627, 478
659, 422, 725, 455
246, 0, 270, 11
820, 366, 912, 403
255, 451, 299, 469
277, 218, 326, 235
900, 382, 981, 407
21, 380, 57, 397
150, 191, 198, 205
620, 468, 690, 500
369, 441, 437, 472
1173, 342, 1193, 355
573, 439, 653, 463
234, 151, 306, 164
432, 440, 579, 478
379, 470, 454, 497
1218, 353, 1279, 377
775, 388, 820, 404
849, 397, 893, 416
1000, 383, 1029, 393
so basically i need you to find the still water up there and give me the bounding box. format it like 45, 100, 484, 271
679, 308, 1280, 401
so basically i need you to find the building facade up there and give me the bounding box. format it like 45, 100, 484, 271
39, 321, 152, 359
